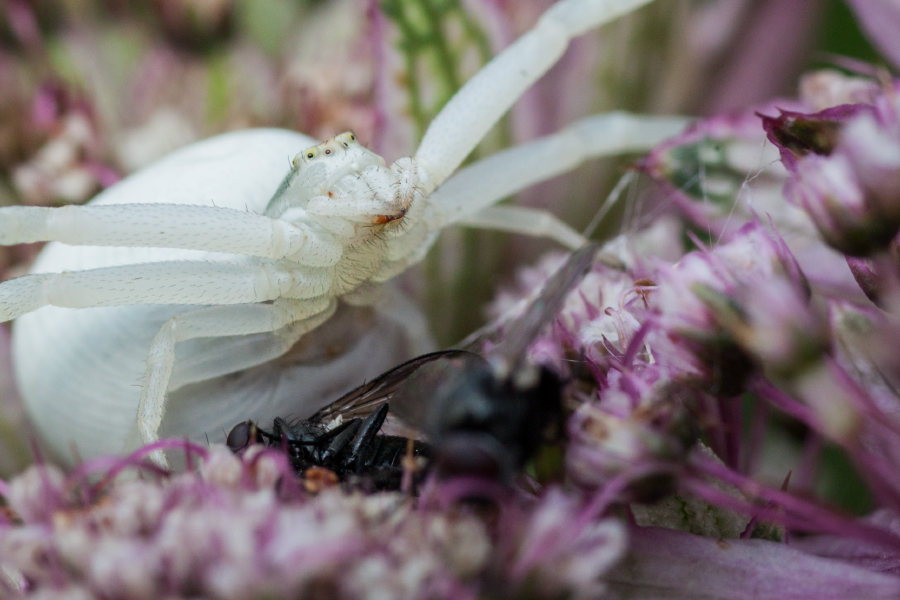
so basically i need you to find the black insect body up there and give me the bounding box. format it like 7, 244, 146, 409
227, 403, 431, 491
414, 355, 564, 482
228, 243, 598, 490
360, 243, 597, 484
226, 351, 472, 491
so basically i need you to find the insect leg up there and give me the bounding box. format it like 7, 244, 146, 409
348, 403, 390, 467
273, 417, 295, 444
320, 419, 362, 467
135, 297, 337, 467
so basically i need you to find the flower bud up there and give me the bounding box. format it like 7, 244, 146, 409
788, 154, 897, 256
706, 277, 831, 382
150, 0, 235, 52
765, 103, 900, 256
639, 110, 792, 237
651, 223, 808, 395
792, 362, 862, 443
799, 70, 879, 111
761, 106, 865, 169
7, 463, 66, 524
841, 110, 900, 223
566, 378, 697, 502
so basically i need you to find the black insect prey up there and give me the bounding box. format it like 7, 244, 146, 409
227, 243, 599, 491
227, 402, 431, 491
226, 350, 469, 491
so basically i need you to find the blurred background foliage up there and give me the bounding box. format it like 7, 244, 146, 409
0, 0, 891, 481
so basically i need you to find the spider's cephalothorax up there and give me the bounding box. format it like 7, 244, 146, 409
268, 131, 433, 296
0, 0, 690, 466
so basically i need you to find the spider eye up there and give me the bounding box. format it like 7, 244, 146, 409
303, 147, 319, 161
336, 131, 357, 147
325, 149, 331, 155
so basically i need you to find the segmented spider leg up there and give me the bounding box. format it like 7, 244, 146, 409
0, 260, 333, 322
415, 0, 658, 187
458, 205, 587, 250
428, 113, 691, 233
0, 204, 341, 266
136, 298, 336, 467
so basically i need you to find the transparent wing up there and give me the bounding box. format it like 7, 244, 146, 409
312, 244, 597, 431
386, 351, 490, 431
308, 350, 474, 424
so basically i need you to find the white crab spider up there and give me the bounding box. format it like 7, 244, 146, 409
1, 0, 688, 466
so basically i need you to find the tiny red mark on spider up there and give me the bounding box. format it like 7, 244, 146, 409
373, 209, 407, 224
327, 191, 334, 197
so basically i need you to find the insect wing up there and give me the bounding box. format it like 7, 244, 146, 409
312, 244, 597, 454
489, 243, 598, 378
308, 349, 473, 424
386, 351, 490, 431
389, 244, 598, 430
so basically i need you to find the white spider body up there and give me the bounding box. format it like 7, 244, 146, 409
1, 0, 691, 465
13, 129, 426, 460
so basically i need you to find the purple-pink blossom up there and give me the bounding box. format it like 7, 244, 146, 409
0, 446, 630, 599
6, 2, 900, 599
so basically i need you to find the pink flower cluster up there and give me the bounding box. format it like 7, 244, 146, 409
0, 444, 627, 599
8, 1, 900, 598
482, 60, 900, 588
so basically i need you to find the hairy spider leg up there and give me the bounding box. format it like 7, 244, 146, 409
373, 112, 690, 265
136, 297, 336, 465
438, 113, 691, 246
414, 0, 657, 188
0, 204, 343, 267
0, 259, 332, 322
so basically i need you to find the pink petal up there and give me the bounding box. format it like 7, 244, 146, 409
608, 526, 900, 600
846, 0, 900, 70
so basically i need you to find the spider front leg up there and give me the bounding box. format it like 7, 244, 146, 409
0, 204, 343, 266
137, 297, 337, 467
424, 113, 690, 246
0, 259, 333, 321
415, 0, 658, 187
458, 206, 587, 249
